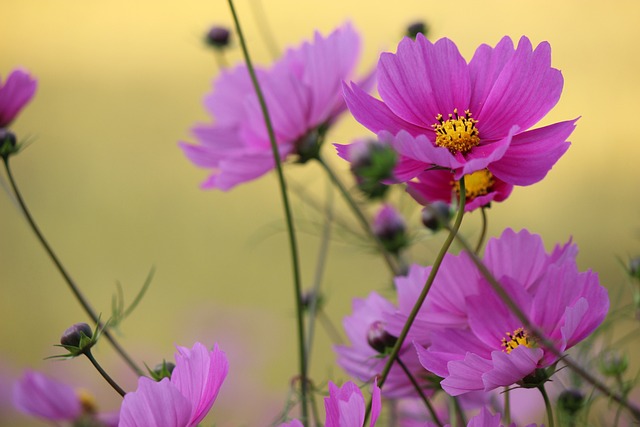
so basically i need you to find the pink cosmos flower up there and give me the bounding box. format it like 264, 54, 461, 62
343, 35, 575, 186
13, 370, 118, 426
414, 229, 608, 396
0, 69, 37, 128
181, 23, 366, 191
335, 292, 431, 399
407, 168, 513, 212
119, 342, 228, 427
280, 381, 381, 427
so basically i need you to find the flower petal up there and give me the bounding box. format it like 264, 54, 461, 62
0, 69, 37, 127
119, 377, 192, 427
482, 346, 544, 391
12, 371, 81, 421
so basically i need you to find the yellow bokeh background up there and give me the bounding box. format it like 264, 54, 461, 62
2, 1, 640, 426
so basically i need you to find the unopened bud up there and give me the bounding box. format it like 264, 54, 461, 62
599, 350, 628, 377
406, 21, 429, 39
152, 361, 176, 381
367, 321, 398, 353
557, 389, 584, 416
60, 323, 93, 348
346, 138, 397, 199
373, 204, 408, 254
421, 202, 452, 231
0, 129, 18, 160
205, 26, 231, 49
628, 257, 640, 280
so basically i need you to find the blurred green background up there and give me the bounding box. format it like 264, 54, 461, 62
2, 0, 640, 425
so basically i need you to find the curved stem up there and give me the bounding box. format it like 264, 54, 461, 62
84, 351, 126, 397
452, 232, 640, 421
474, 207, 488, 254
2, 158, 143, 376
226, 1, 308, 423
317, 156, 400, 276
539, 384, 555, 427
363, 178, 467, 426
396, 357, 444, 427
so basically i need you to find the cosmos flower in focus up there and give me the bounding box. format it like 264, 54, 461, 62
181, 23, 368, 191
13, 370, 118, 426
344, 35, 575, 186
415, 229, 608, 396
0, 69, 37, 128
119, 342, 228, 427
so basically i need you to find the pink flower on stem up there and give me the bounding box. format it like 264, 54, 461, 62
13, 370, 118, 426
343, 35, 575, 186
119, 342, 228, 427
281, 381, 381, 427
0, 69, 37, 128
181, 23, 367, 191
415, 229, 608, 396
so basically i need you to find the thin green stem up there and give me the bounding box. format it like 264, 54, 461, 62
396, 357, 444, 427
317, 156, 400, 276
363, 178, 467, 426
226, 1, 308, 423
2, 158, 143, 376
451, 232, 640, 421
452, 397, 467, 427
503, 387, 511, 426
539, 384, 555, 427
474, 207, 488, 254
213, 50, 228, 70
84, 351, 126, 397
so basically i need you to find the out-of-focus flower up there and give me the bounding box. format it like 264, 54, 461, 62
344, 35, 574, 186
372, 204, 408, 254
281, 381, 381, 427
205, 25, 231, 49
415, 229, 608, 396
119, 342, 228, 427
408, 168, 513, 212
0, 69, 37, 128
181, 23, 367, 191
13, 371, 118, 426
335, 292, 433, 399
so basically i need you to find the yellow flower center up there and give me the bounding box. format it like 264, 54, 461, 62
77, 388, 98, 414
501, 328, 534, 354
452, 169, 495, 200
432, 109, 480, 154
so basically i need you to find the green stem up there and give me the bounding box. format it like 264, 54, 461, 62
84, 351, 126, 397
503, 387, 511, 426
396, 357, 444, 427
452, 232, 640, 422
2, 158, 143, 376
452, 397, 467, 427
474, 207, 488, 254
363, 178, 467, 426
226, 1, 308, 423
539, 384, 555, 427
317, 156, 400, 276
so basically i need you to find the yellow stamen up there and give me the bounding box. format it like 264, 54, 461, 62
432, 108, 480, 154
452, 169, 495, 200
76, 388, 98, 414
501, 328, 534, 354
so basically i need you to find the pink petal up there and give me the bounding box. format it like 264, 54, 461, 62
440, 353, 493, 396
119, 377, 192, 427
466, 407, 502, 427
0, 69, 37, 127
12, 371, 81, 421
482, 347, 544, 391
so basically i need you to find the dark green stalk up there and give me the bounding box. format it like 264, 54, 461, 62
317, 156, 400, 276
363, 179, 467, 426
539, 384, 555, 427
225, 1, 308, 423
85, 350, 126, 397
503, 387, 511, 425
474, 207, 488, 254
396, 357, 444, 427
2, 158, 143, 376
452, 232, 640, 421
452, 397, 467, 427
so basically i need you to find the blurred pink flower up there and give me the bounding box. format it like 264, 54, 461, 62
0, 69, 37, 128
344, 35, 574, 186
119, 342, 228, 427
416, 229, 609, 396
181, 23, 366, 191
281, 381, 381, 427
13, 370, 118, 426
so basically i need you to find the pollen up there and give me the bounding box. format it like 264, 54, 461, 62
452, 169, 495, 200
501, 328, 534, 354
432, 109, 480, 154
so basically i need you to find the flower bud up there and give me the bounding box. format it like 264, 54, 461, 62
152, 361, 176, 381
367, 321, 398, 353
373, 204, 408, 254
0, 129, 18, 160
420, 202, 452, 231
557, 389, 585, 416
406, 21, 429, 39
60, 323, 93, 349
300, 289, 325, 312
599, 350, 628, 377
205, 25, 231, 49
628, 257, 640, 280
345, 138, 397, 199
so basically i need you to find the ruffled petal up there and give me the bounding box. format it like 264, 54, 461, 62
482, 346, 544, 391
466, 407, 502, 427
440, 353, 493, 396
12, 371, 81, 421
119, 378, 192, 427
